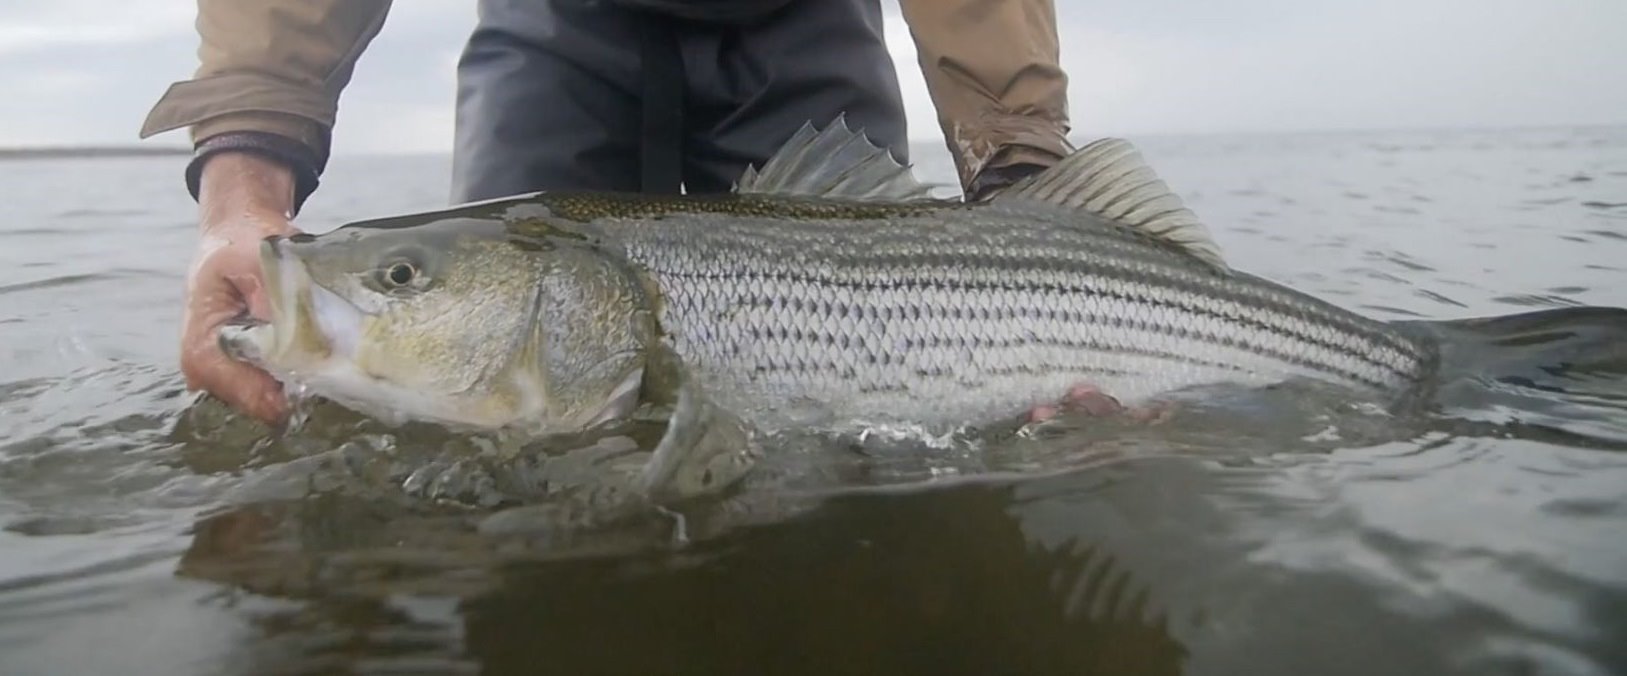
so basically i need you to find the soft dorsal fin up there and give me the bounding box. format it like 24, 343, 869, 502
734, 114, 940, 201
993, 138, 1228, 269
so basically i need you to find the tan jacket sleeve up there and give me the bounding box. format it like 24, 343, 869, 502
138, 0, 395, 170
896, 0, 1073, 192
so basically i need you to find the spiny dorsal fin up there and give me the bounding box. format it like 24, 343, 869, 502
734, 114, 940, 201
994, 138, 1228, 269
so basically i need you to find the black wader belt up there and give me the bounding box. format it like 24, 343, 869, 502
639, 17, 685, 194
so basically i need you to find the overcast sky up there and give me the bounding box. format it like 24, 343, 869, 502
1, 0, 1622, 155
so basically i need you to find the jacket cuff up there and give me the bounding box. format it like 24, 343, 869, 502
950, 114, 1074, 193
186, 132, 323, 216
140, 73, 336, 161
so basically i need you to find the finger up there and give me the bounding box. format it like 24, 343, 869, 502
200, 223, 294, 321
185, 344, 289, 424
1127, 402, 1175, 425
1027, 404, 1060, 424
1060, 384, 1126, 417
182, 264, 287, 425
228, 265, 274, 321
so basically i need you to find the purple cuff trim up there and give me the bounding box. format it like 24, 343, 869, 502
185, 132, 322, 215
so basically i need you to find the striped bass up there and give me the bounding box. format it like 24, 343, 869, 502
221, 117, 1439, 499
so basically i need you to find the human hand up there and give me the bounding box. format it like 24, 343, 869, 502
966, 161, 1050, 202
180, 152, 302, 424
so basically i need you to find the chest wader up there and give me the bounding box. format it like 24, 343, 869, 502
449, 0, 909, 204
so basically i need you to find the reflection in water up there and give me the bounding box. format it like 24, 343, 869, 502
4, 128, 1627, 675
178, 482, 1189, 676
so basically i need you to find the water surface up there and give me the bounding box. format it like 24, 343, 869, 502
2, 126, 1625, 675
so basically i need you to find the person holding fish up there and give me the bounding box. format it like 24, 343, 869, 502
139, 0, 1075, 426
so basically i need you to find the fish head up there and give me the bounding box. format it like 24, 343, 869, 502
221, 215, 558, 429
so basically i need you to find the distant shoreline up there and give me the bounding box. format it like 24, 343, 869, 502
0, 146, 190, 160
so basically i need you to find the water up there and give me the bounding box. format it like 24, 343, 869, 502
3, 126, 1626, 675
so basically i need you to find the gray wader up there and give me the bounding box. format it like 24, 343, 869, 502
449, 0, 910, 204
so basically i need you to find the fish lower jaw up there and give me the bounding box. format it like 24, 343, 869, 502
275, 358, 525, 432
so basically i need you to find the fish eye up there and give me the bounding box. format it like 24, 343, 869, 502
371, 247, 432, 294
385, 262, 416, 287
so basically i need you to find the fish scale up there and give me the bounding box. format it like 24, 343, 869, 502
577, 199, 1438, 433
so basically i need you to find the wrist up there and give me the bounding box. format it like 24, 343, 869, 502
199, 149, 296, 211
186, 131, 322, 216
197, 152, 296, 235
967, 162, 1049, 202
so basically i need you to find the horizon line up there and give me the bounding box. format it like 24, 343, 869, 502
4, 120, 1621, 159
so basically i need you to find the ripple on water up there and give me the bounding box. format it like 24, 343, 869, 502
0, 268, 174, 297
52, 208, 148, 219
1415, 288, 1469, 308
4, 128, 1627, 675
1489, 294, 1587, 309
0, 274, 107, 295
0, 362, 205, 537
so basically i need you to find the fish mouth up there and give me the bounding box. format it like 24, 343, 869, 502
214, 239, 296, 369
255, 236, 366, 362
258, 237, 294, 329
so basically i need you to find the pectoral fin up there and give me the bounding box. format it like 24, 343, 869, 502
637, 369, 761, 504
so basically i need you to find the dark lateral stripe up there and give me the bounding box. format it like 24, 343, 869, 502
724, 246, 1425, 369
665, 266, 1419, 389
698, 282, 1399, 391
646, 239, 1425, 372
739, 331, 1251, 380
651, 220, 1432, 368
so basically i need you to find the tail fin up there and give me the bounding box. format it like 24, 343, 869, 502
1397, 306, 1627, 448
